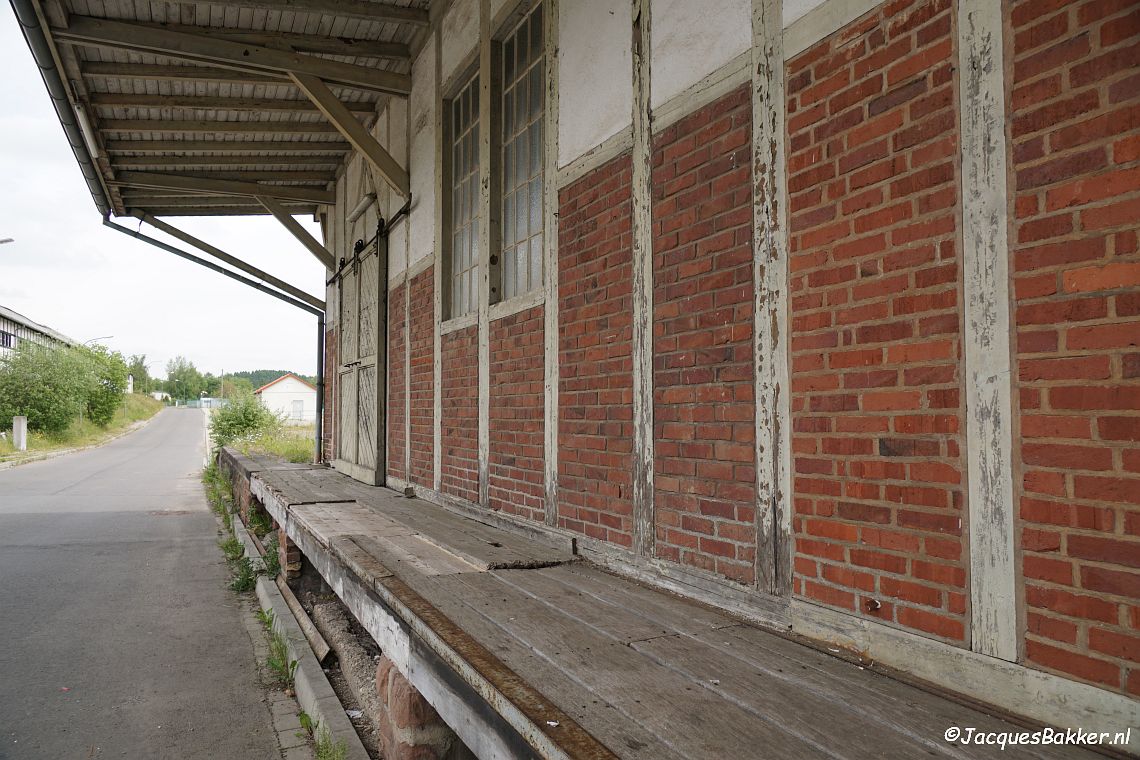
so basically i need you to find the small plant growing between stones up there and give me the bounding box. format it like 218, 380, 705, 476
266, 623, 298, 688
315, 725, 347, 760
263, 535, 281, 578
228, 557, 258, 593
297, 710, 313, 736
248, 509, 273, 539
218, 535, 244, 564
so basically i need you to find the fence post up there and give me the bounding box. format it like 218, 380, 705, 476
13, 416, 27, 451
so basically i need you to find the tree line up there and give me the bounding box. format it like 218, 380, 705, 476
128, 355, 315, 401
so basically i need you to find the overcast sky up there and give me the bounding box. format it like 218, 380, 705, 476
0, 10, 326, 379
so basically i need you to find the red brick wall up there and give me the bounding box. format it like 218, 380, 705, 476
441, 325, 479, 503
323, 325, 337, 463
408, 268, 435, 487
1010, 0, 1140, 695
786, 0, 967, 643
388, 282, 406, 482
557, 153, 636, 547
489, 305, 545, 521
651, 85, 757, 585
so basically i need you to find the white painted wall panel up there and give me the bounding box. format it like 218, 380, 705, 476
650, 0, 750, 110
408, 37, 437, 269
388, 221, 408, 285
387, 99, 409, 219
783, 0, 827, 27
558, 0, 632, 167
442, 0, 479, 88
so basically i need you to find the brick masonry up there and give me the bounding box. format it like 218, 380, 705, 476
651, 84, 757, 585
409, 268, 435, 488
388, 282, 407, 482
1009, 0, 1140, 695
557, 152, 636, 546
323, 325, 337, 463
786, 0, 968, 643
374, 656, 468, 760
489, 305, 545, 522
441, 324, 479, 503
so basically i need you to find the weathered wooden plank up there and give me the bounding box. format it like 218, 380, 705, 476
440, 572, 801, 759
369, 561, 683, 760
633, 634, 935, 759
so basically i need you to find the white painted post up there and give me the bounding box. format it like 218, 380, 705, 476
958, 0, 1018, 661
752, 0, 792, 595
630, 0, 656, 558
13, 416, 27, 451
542, 0, 561, 527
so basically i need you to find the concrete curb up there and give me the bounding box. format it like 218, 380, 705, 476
231, 518, 370, 760
0, 407, 163, 471
256, 577, 371, 760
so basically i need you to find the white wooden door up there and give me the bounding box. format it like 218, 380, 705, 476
333, 238, 387, 485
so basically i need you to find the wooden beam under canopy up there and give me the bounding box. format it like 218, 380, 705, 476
258, 195, 335, 269
179, 0, 430, 26
100, 119, 341, 134
291, 72, 408, 197
114, 154, 338, 168
104, 139, 348, 153
90, 93, 377, 113
55, 16, 411, 95
112, 171, 335, 204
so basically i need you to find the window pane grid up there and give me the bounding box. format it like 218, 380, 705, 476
449, 75, 480, 318
500, 3, 544, 300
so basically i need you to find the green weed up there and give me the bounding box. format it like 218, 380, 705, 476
228, 557, 258, 593
266, 625, 297, 688
315, 726, 348, 760
218, 535, 244, 564
263, 534, 281, 578
248, 510, 273, 539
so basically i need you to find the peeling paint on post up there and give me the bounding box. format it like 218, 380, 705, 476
476, 0, 494, 510
751, 0, 792, 595
958, 0, 1017, 662
433, 27, 444, 493
543, 0, 561, 527
630, 0, 655, 558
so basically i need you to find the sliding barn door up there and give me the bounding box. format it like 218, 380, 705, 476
333, 238, 387, 485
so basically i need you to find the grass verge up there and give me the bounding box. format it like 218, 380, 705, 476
235, 424, 316, 464
0, 394, 163, 462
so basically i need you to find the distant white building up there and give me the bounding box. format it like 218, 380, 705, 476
254, 373, 317, 425
0, 304, 77, 358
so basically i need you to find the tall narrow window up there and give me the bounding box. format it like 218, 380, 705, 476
499, 2, 544, 300
449, 75, 480, 318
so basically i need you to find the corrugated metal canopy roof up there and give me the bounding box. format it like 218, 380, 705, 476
19, 0, 430, 218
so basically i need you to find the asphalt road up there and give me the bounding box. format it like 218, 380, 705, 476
0, 408, 282, 759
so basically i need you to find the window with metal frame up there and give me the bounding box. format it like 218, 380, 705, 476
0, 331, 14, 350
449, 74, 481, 318
499, 2, 545, 301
